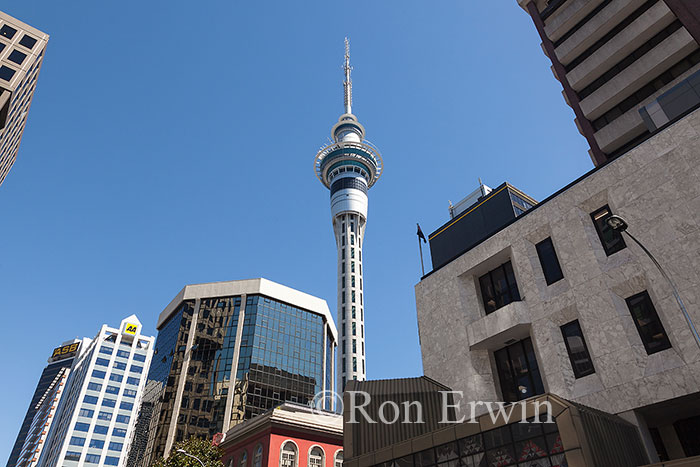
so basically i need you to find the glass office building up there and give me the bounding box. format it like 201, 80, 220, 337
129, 278, 337, 467
37, 316, 154, 467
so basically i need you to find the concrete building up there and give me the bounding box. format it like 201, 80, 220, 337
219, 403, 343, 467
0, 10, 48, 186
415, 105, 700, 462
129, 278, 338, 467
314, 39, 383, 387
518, 0, 700, 165
37, 316, 154, 467
8, 341, 82, 467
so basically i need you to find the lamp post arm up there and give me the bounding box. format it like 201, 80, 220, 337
177, 451, 206, 467
623, 230, 700, 350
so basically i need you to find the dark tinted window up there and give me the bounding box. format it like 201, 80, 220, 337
0, 25, 17, 39
19, 34, 37, 49
536, 237, 564, 285
626, 291, 672, 354
494, 338, 544, 402
561, 320, 595, 378
591, 205, 626, 255
8, 49, 26, 65
0, 66, 16, 82
479, 261, 521, 314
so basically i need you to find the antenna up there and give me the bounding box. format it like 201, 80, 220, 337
343, 37, 353, 115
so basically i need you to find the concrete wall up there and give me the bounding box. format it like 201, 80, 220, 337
415, 108, 700, 417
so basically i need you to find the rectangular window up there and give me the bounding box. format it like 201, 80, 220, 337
97, 411, 112, 421
99, 346, 113, 355
87, 382, 102, 392
353, 357, 357, 371
89, 439, 104, 449
123, 388, 137, 398
351, 235, 355, 245
74, 422, 90, 432
351, 248, 355, 259
120, 401, 134, 410
85, 454, 101, 464
352, 322, 356, 336
92, 370, 106, 379
78, 408, 94, 418
69, 436, 85, 447
117, 349, 130, 358
626, 291, 672, 354
126, 376, 140, 385
94, 425, 109, 434
105, 385, 119, 395
19, 34, 38, 50
351, 276, 355, 287
108, 442, 123, 451
83, 395, 98, 405
102, 399, 116, 408
130, 365, 143, 374
352, 306, 356, 318
494, 338, 544, 403
478, 261, 521, 314
133, 353, 147, 362
0, 25, 17, 39
113, 428, 127, 437
591, 205, 626, 256
65, 452, 81, 462
351, 261, 355, 273
105, 457, 120, 466
352, 339, 357, 353
116, 414, 130, 424
561, 320, 595, 378
95, 357, 110, 367
113, 361, 127, 370
110, 374, 124, 383
536, 237, 564, 285
351, 291, 355, 303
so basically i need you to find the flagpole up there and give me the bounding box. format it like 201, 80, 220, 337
418, 235, 425, 277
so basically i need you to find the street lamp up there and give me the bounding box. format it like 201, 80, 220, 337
606, 214, 700, 350
176, 449, 206, 467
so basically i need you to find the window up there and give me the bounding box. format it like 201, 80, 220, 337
626, 291, 672, 354
8, 50, 27, 65
253, 444, 263, 467
352, 322, 356, 336
89, 439, 105, 449
280, 441, 297, 467
353, 357, 357, 372
334, 450, 343, 467
133, 353, 147, 362
105, 457, 120, 466
561, 320, 595, 378
0, 65, 15, 82
102, 398, 116, 408
113, 361, 127, 370
591, 206, 626, 256
94, 425, 109, 434
126, 376, 140, 385
69, 436, 86, 447
95, 358, 110, 367
92, 370, 106, 379
116, 414, 130, 424
78, 408, 94, 418
108, 442, 123, 451
123, 389, 137, 398
74, 422, 90, 432
65, 452, 81, 462
494, 338, 544, 403
117, 349, 130, 358
110, 374, 124, 383
85, 454, 101, 464
309, 447, 324, 467
87, 382, 102, 392
83, 395, 98, 405
112, 428, 127, 437
19, 34, 38, 49
536, 237, 564, 285
120, 401, 134, 410
99, 346, 113, 355
240, 451, 248, 467
478, 261, 521, 314
0, 24, 17, 39
105, 385, 119, 395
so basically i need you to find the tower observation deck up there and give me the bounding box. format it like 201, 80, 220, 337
314, 38, 382, 388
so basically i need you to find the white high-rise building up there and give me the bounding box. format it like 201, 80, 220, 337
314, 39, 383, 388
37, 316, 154, 467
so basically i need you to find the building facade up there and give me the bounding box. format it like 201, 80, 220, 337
8, 341, 82, 467
219, 403, 343, 467
416, 106, 700, 462
0, 10, 48, 186
37, 316, 154, 467
518, 0, 700, 165
130, 278, 338, 467
314, 39, 383, 387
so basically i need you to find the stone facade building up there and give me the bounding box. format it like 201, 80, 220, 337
416, 107, 700, 462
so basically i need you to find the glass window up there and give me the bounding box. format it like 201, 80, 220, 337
102, 398, 116, 408
535, 237, 564, 285
0, 24, 17, 39
92, 370, 106, 379
65, 452, 81, 462
87, 382, 102, 392
308, 447, 324, 467
123, 388, 137, 398
129, 364, 142, 374
108, 442, 123, 451
561, 320, 595, 378
479, 261, 521, 314
78, 408, 94, 418
240, 451, 248, 467
626, 291, 672, 354
83, 395, 98, 405
494, 338, 544, 402
69, 436, 85, 447
97, 411, 112, 421
85, 454, 101, 464
105, 457, 120, 466
591, 205, 626, 256
113, 361, 127, 370
95, 357, 110, 367
126, 376, 139, 385
8, 49, 27, 65
280, 441, 297, 467
334, 451, 343, 467
99, 346, 113, 355
117, 350, 130, 358
109, 374, 124, 383
116, 414, 130, 424
19, 34, 37, 49
112, 428, 127, 437
120, 401, 134, 410
133, 353, 147, 362
105, 385, 119, 395
74, 422, 90, 432
253, 444, 263, 467
89, 439, 104, 449
0, 65, 15, 82
94, 425, 109, 434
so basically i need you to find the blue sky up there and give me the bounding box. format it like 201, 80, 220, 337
0, 0, 594, 456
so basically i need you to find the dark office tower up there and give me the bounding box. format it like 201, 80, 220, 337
0, 11, 48, 187
130, 278, 338, 467
6, 341, 81, 467
518, 0, 700, 165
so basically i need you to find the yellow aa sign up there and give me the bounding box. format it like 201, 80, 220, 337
124, 323, 138, 335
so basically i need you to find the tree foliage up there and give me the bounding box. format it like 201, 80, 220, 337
152, 437, 224, 467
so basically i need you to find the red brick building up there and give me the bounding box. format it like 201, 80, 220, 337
220, 403, 343, 467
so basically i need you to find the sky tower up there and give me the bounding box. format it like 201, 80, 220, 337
314, 39, 383, 388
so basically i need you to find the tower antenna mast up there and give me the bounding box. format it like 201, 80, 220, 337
343, 37, 352, 115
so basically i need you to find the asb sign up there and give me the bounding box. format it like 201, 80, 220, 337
124, 323, 139, 336
51, 342, 80, 361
